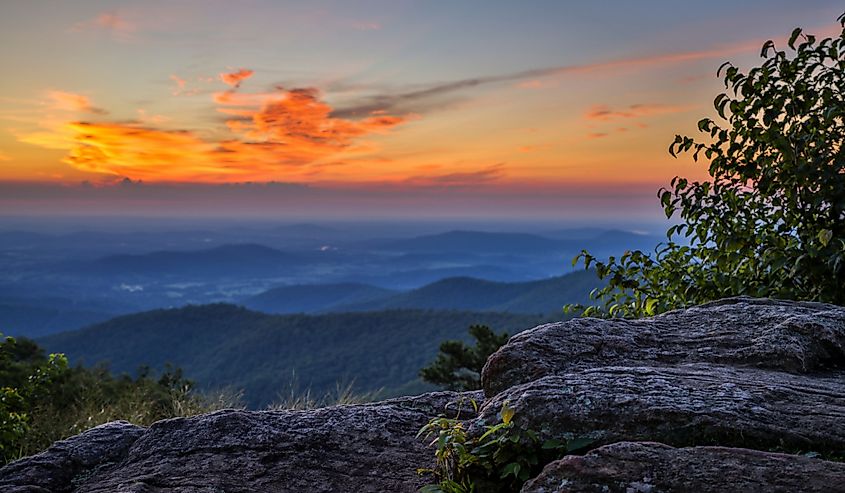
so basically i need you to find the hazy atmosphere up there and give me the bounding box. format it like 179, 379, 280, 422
2, 1, 841, 220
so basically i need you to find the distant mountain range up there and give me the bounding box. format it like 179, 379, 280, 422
39, 305, 550, 407
241, 270, 600, 315
81, 229, 658, 279
0, 227, 653, 336
85, 244, 315, 278
243, 283, 398, 313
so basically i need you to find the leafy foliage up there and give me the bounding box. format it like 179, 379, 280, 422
0, 336, 67, 462
0, 335, 234, 464
569, 15, 845, 317
420, 326, 510, 391
417, 401, 592, 493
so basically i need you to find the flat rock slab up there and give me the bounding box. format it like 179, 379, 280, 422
521, 441, 845, 493
475, 364, 845, 453
483, 297, 845, 397
0, 391, 480, 493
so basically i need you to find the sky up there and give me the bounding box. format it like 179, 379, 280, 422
0, 0, 842, 222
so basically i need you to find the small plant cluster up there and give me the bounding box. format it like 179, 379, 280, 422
417, 400, 592, 493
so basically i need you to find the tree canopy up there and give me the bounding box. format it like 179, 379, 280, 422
571, 14, 845, 318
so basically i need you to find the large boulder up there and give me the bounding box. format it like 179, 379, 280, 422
482, 297, 845, 397
474, 364, 845, 453
0, 391, 480, 493
521, 441, 845, 493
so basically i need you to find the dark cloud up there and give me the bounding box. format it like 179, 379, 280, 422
331, 41, 752, 118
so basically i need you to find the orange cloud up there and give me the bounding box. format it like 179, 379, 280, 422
219, 69, 255, 88
516, 80, 554, 90
585, 103, 694, 121
0, 151, 11, 162
213, 90, 274, 108
228, 88, 405, 152
19, 74, 409, 183
170, 75, 186, 95
54, 121, 336, 182
95, 13, 133, 31
47, 91, 106, 114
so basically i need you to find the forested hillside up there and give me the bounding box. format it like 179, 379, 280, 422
39, 305, 549, 407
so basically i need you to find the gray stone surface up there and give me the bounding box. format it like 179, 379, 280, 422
475, 364, 845, 453
0, 391, 480, 493
0, 421, 145, 493
521, 441, 845, 493
482, 297, 845, 397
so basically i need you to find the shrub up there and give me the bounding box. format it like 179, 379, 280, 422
570, 14, 845, 318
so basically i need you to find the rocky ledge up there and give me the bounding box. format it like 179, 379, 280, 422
521, 442, 845, 493
2, 297, 844, 492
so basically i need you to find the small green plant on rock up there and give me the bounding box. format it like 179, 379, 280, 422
417, 401, 592, 493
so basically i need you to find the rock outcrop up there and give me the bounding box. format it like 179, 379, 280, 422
1, 297, 843, 492
482, 297, 845, 397
521, 441, 845, 493
475, 364, 845, 453
0, 391, 481, 493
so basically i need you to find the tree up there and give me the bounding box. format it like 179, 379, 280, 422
420, 325, 509, 391
568, 15, 845, 318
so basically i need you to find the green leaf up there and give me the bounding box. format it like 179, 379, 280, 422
500, 462, 521, 479
760, 40, 776, 57
566, 437, 596, 452
419, 485, 446, 493
542, 438, 565, 449
644, 298, 659, 316
818, 229, 833, 247
500, 401, 515, 425
788, 28, 802, 49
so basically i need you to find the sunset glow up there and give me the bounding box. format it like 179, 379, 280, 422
1, 1, 841, 219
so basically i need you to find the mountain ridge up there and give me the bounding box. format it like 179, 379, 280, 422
240, 270, 599, 314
